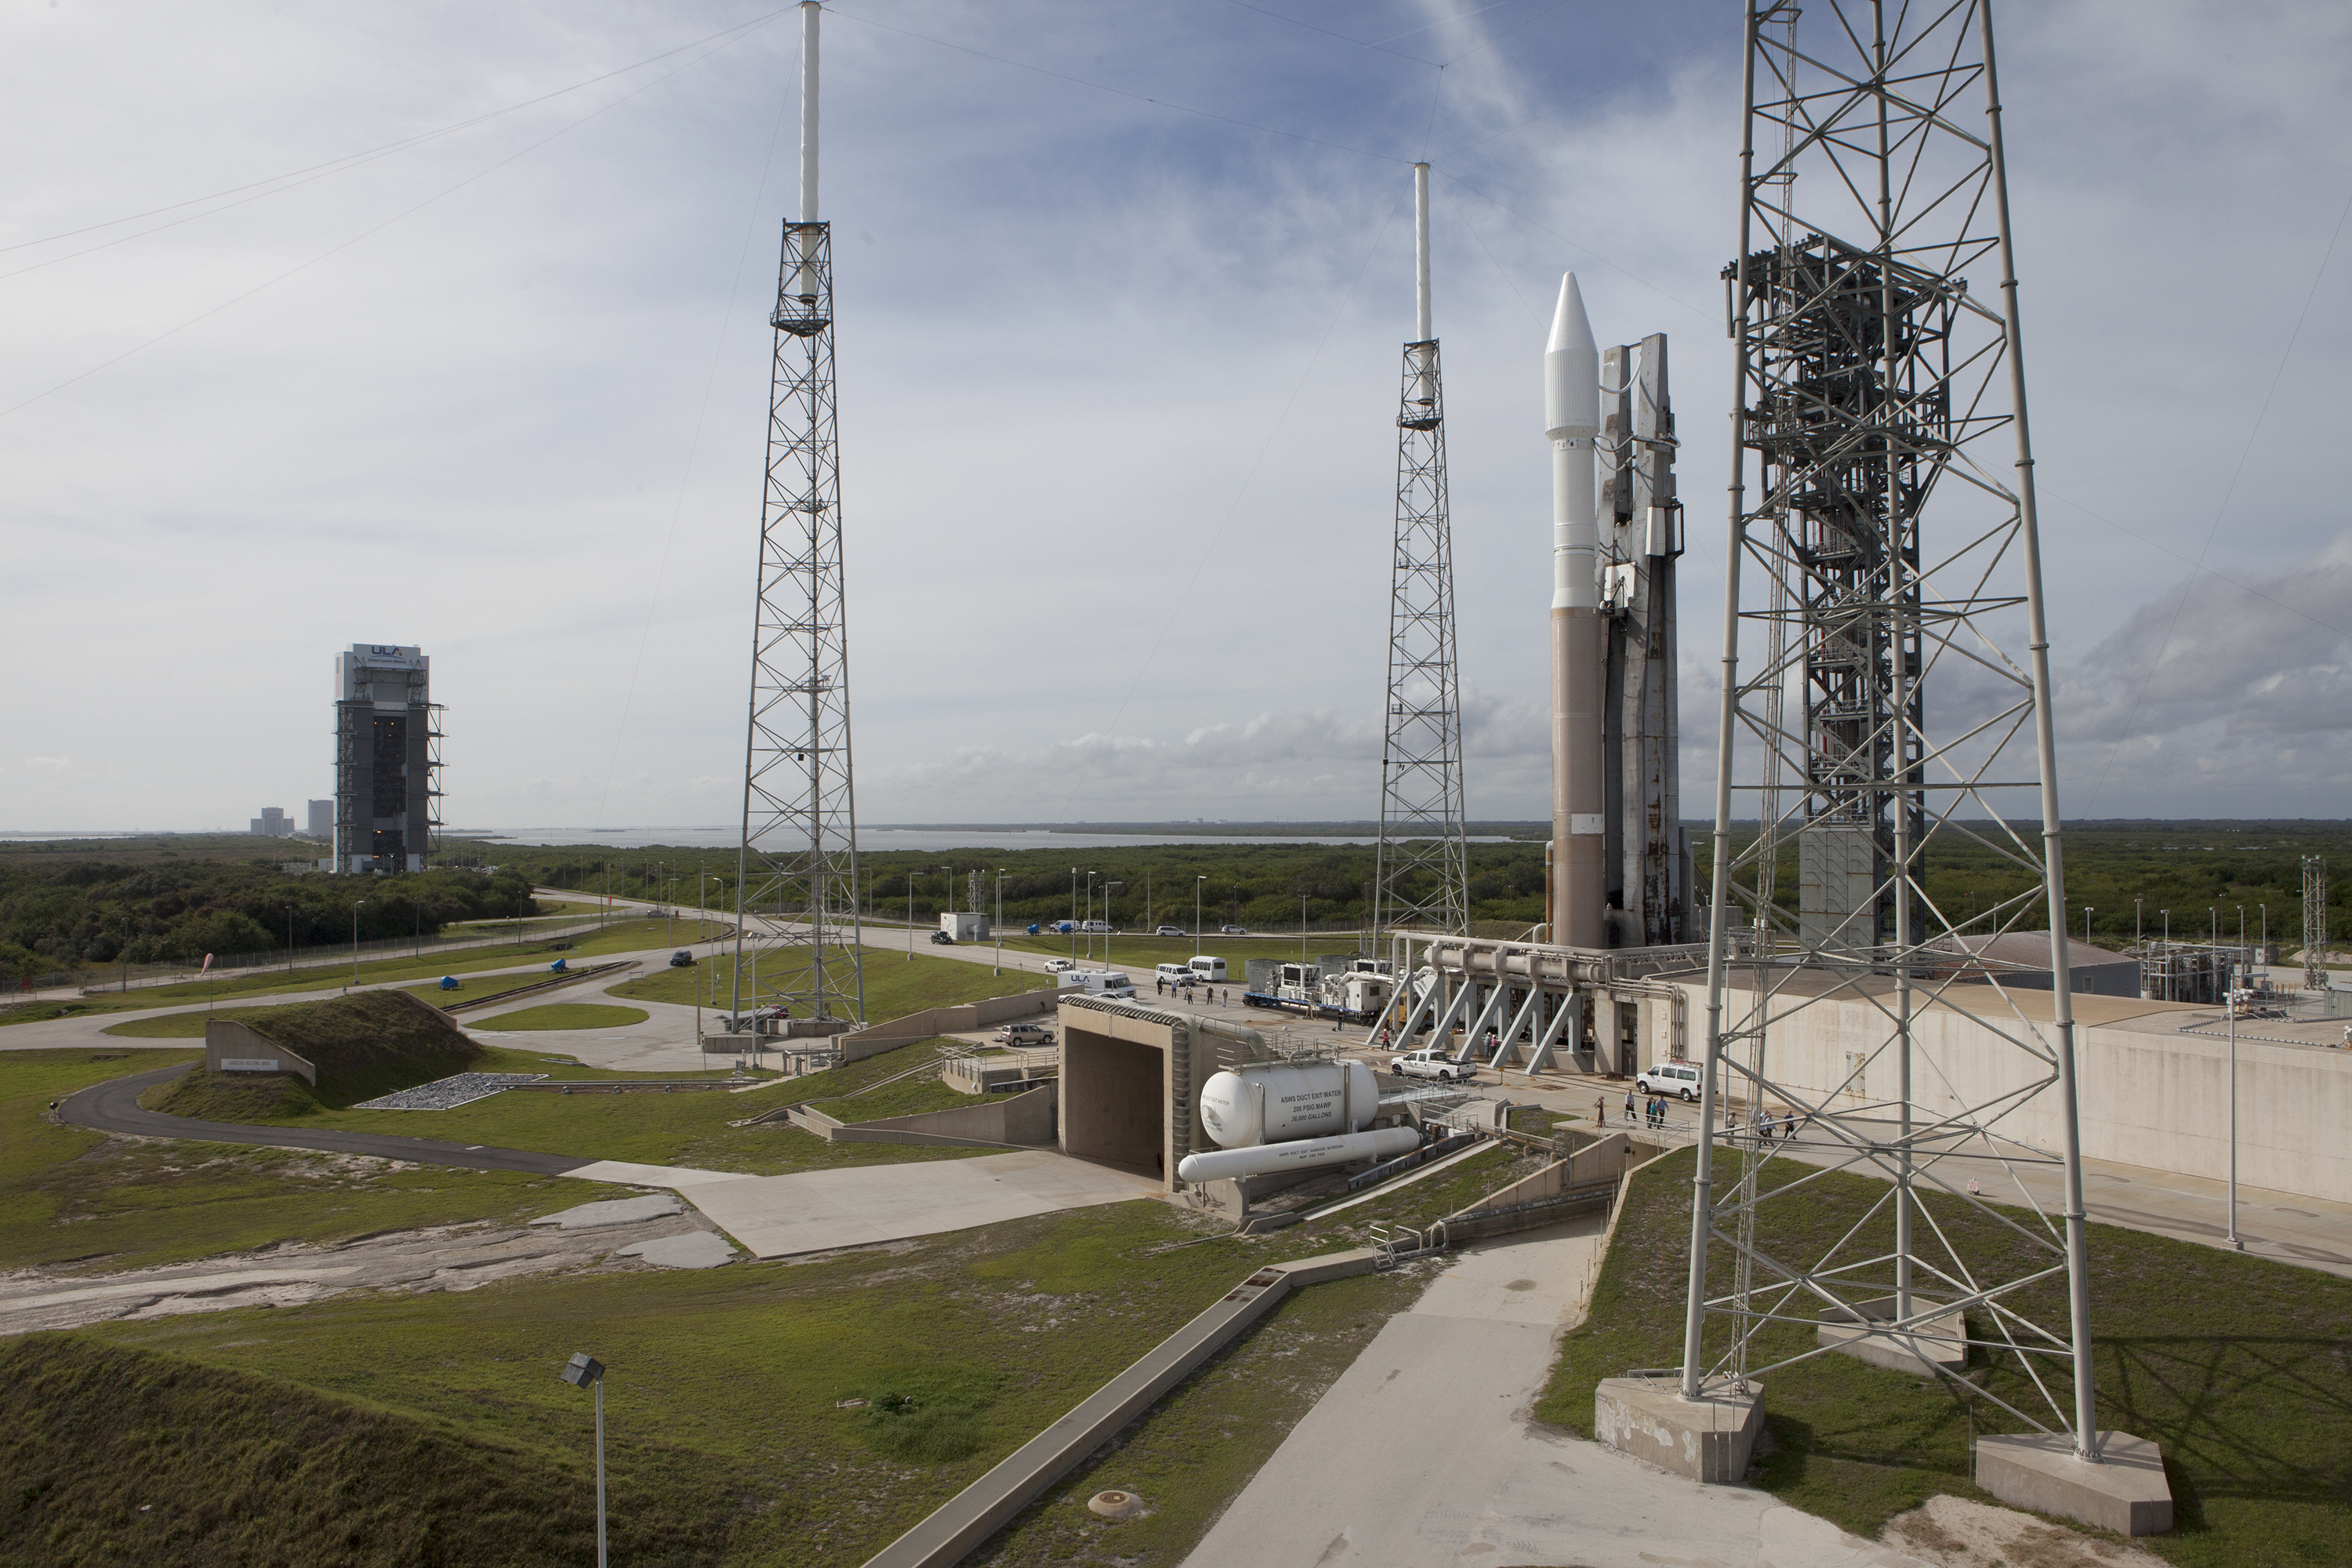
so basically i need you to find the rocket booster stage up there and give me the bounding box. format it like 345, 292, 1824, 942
1546, 274, 1604, 948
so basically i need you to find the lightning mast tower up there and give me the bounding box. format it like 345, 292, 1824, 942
1679, 0, 2125, 1483
2304, 857, 2329, 992
732, 0, 864, 1027
1372, 164, 1470, 946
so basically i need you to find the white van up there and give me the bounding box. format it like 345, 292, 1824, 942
1080, 920, 1111, 934
1056, 968, 1137, 998
1189, 956, 1228, 982
1636, 1060, 1704, 1102
1155, 963, 1196, 986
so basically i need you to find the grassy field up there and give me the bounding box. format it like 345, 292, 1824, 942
612, 946, 1048, 1020
992, 931, 1315, 972
1536, 1149, 2352, 1566
2, 1334, 613, 1566
17, 916, 727, 1029
65, 1171, 1485, 1567
471, 1002, 650, 1032
0, 1050, 610, 1273
135, 1040, 1003, 1177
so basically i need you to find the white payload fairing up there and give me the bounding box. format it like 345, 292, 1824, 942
1546, 274, 1605, 948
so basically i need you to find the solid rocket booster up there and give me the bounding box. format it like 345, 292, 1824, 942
1546, 273, 1604, 949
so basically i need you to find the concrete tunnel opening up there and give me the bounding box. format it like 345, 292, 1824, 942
1058, 1021, 1165, 1175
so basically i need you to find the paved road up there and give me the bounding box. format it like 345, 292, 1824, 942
1185, 1218, 1929, 1568
60, 1062, 597, 1177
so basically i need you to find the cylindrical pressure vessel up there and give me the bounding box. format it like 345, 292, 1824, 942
1176, 1126, 1421, 1185
1197, 1060, 1380, 1149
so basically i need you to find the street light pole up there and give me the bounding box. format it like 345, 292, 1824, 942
350, 900, 365, 990
2084, 906, 2092, 947
994, 869, 1005, 976
2226, 954, 2242, 1251
559, 1354, 608, 1568
1196, 875, 1206, 948
1069, 868, 1079, 964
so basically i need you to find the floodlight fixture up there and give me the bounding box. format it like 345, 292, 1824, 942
558, 1352, 608, 1567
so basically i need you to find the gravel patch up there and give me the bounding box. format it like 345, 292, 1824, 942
353, 1073, 548, 1110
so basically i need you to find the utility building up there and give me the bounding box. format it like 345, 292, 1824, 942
332, 644, 440, 873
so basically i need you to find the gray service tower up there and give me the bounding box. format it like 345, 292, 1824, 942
332, 643, 438, 873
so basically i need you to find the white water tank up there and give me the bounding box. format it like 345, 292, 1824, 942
1197, 1060, 1378, 1149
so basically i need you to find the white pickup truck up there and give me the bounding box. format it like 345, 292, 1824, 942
1388, 1048, 1474, 1083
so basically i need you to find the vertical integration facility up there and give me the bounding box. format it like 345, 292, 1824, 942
332, 643, 440, 873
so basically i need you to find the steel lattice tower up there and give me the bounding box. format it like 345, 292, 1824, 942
1374, 164, 1469, 944
1683, 1, 2103, 1457
2303, 857, 2329, 991
732, 2, 863, 1026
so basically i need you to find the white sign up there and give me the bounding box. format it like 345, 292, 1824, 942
220, 1058, 280, 1073
1570, 813, 1605, 835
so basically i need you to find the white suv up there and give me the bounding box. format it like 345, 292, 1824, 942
1389, 1048, 1473, 1083
1636, 1061, 1704, 1102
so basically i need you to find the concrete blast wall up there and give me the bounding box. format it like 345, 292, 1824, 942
834, 990, 1059, 1063
1670, 978, 2352, 1204
203, 1020, 318, 1085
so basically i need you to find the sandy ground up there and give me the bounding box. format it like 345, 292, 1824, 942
1884, 1494, 2165, 1568
0, 1190, 730, 1336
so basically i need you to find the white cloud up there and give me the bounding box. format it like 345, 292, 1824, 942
1, 2, 2346, 829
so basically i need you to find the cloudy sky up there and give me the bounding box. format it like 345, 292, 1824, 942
4, 0, 2347, 833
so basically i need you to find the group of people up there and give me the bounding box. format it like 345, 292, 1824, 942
1592, 1092, 1803, 1142
1152, 975, 1226, 1007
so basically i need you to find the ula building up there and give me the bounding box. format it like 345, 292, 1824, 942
332, 644, 440, 873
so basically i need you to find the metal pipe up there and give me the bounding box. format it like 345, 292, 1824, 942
799, 2, 819, 223
1980, 0, 2097, 1461
1414, 162, 1432, 343
1685, 0, 1763, 1405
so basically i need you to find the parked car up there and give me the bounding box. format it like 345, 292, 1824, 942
1389, 1048, 1472, 1083
929, 931, 955, 945
668, 950, 695, 967
1636, 1061, 1704, 1102
1044, 957, 1076, 972
1154, 924, 1185, 938
1221, 924, 1248, 935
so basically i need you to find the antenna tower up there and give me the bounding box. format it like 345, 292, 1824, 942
732, 1, 864, 1025
2304, 857, 2329, 991
1373, 163, 1470, 946
1686, 0, 2103, 1457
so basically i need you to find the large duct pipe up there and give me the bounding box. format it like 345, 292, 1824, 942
1547, 274, 1603, 949
1176, 1126, 1421, 1185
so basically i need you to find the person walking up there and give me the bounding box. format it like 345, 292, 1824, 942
1595, 1095, 1606, 1127
1624, 1089, 1636, 1123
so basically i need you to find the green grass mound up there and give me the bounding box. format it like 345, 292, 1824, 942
0, 1334, 724, 1567
1537, 1148, 2352, 1565
473, 1002, 649, 1032
151, 990, 482, 1119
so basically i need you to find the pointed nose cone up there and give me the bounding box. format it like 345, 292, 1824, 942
1544, 271, 1599, 441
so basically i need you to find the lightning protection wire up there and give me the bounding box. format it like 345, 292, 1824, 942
1055, 191, 1409, 815
2079, 183, 2352, 815
0, 20, 778, 422
590, 43, 801, 836
823, 3, 1413, 165
0, 8, 797, 269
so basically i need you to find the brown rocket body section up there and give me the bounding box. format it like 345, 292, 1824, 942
1551, 605, 1605, 948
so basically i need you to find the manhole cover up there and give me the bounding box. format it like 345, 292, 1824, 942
1087, 1490, 1145, 1520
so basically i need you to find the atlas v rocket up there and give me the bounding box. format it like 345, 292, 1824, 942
1546, 275, 1606, 949
1544, 274, 1689, 951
